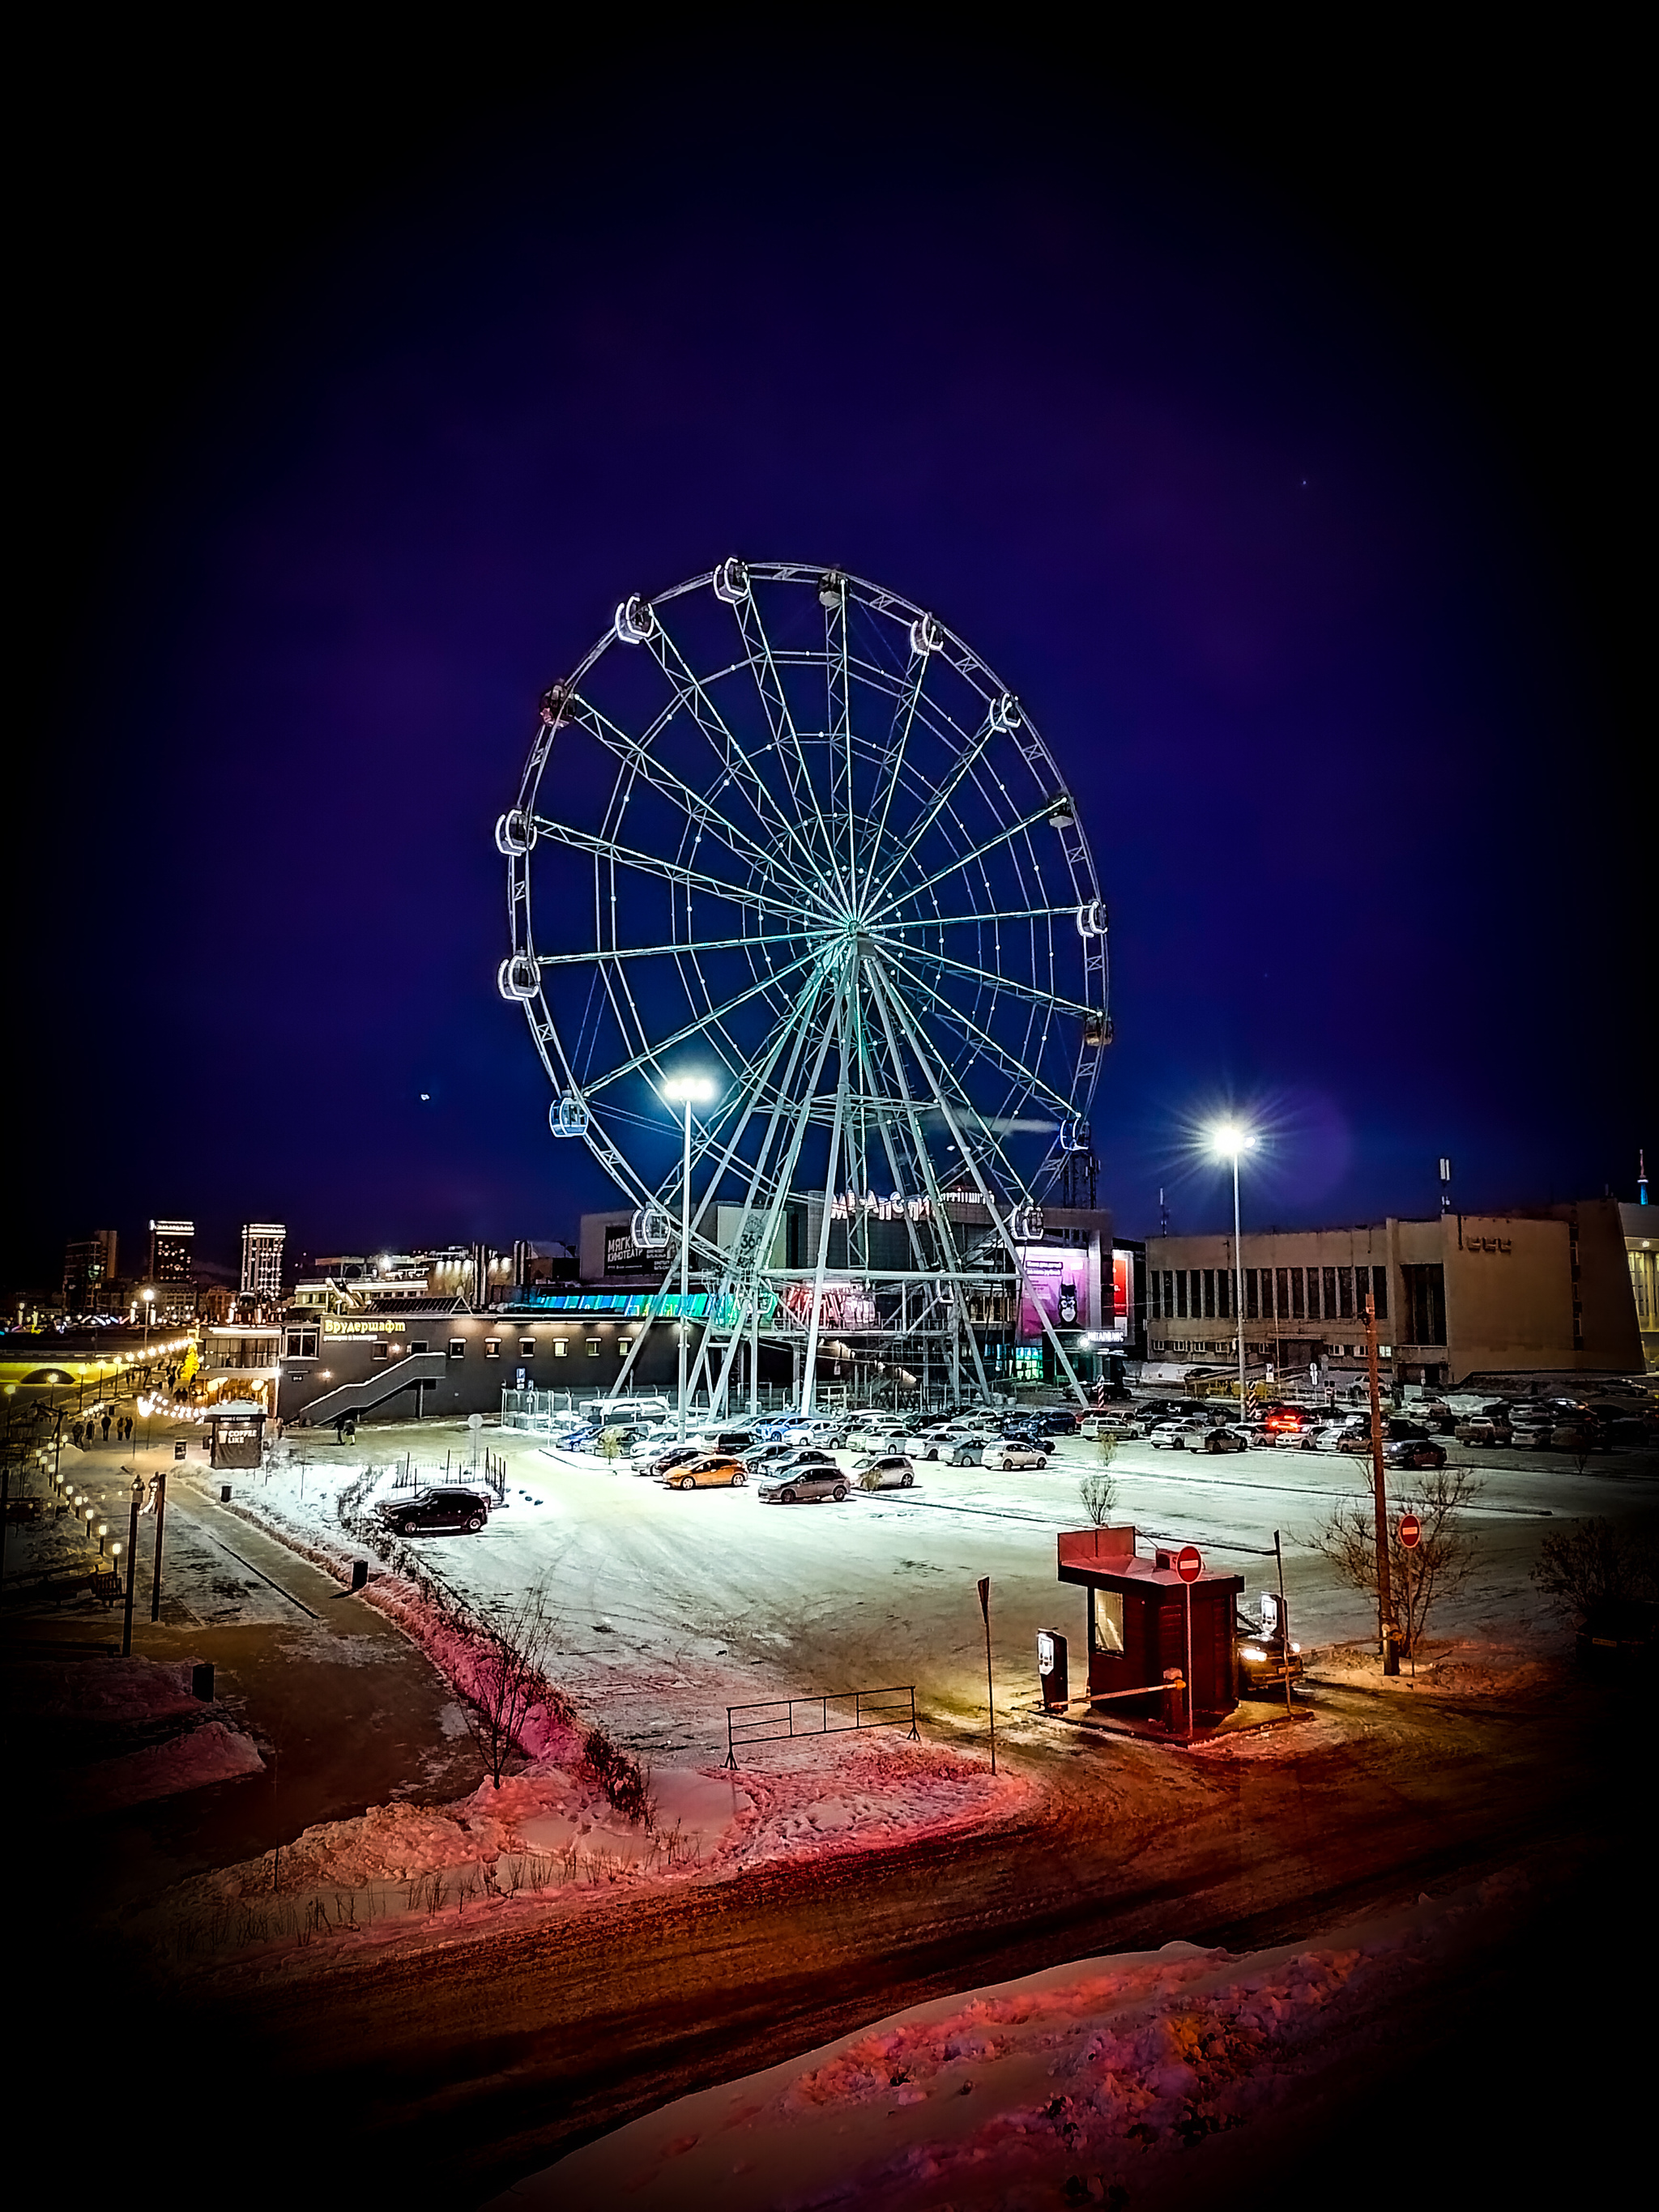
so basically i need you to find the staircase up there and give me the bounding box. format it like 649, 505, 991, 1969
298, 1354, 449, 1426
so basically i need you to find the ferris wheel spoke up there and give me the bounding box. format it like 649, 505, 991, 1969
728, 587, 852, 908
879, 937, 1089, 1018
863, 701, 1001, 910
579, 948, 825, 1100
866, 799, 1056, 925
531, 816, 808, 929
824, 582, 858, 905
562, 693, 822, 909
642, 616, 837, 896
876, 948, 1074, 1118
860, 639, 933, 899
891, 902, 1064, 932
535, 927, 811, 970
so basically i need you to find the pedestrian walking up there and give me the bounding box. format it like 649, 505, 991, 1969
101, 1414, 112, 1443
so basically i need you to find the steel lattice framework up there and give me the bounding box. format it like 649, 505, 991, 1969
497, 560, 1110, 1409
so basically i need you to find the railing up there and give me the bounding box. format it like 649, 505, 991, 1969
724, 1684, 919, 1768
388, 1447, 506, 1498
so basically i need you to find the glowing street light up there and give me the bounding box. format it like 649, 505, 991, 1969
1209, 1123, 1256, 1410
662, 1074, 717, 1441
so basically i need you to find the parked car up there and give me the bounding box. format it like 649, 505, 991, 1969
375, 1486, 491, 1536
982, 1439, 1049, 1469
1260, 1405, 1324, 1440
646, 1443, 704, 1478
1384, 1437, 1448, 1471
1150, 1420, 1208, 1451
1453, 1418, 1502, 1447
939, 1435, 989, 1465
758, 1463, 848, 1504
1196, 1426, 1250, 1454
1029, 1410, 1079, 1436
662, 1453, 748, 1490
687, 1427, 757, 1456
1235, 1610, 1305, 1697
853, 1453, 916, 1490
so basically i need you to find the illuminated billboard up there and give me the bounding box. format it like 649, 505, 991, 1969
1017, 1238, 1103, 1339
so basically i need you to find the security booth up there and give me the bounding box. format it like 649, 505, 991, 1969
209, 1404, 267, 1469
1056, 1525, 1243, 1728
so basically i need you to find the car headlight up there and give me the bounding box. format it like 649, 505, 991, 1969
1240, 1647, 1266, 1663
1290, 1643, 1301, 1654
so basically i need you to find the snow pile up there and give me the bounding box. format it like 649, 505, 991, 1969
1308, 1631, 1561, 1698
69, 1720, 266, 1813
7, 1655, 204, 1724
502, 1873, 1536, 2210
728, 1737, 1027, 1868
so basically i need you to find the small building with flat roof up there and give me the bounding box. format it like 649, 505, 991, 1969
1056, 1525, 1243, 1726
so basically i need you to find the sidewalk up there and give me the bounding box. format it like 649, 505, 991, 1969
2, 1430, 484, 1916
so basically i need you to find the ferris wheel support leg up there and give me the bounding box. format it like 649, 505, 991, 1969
800, 977, 852, 1413
877, 963, 1089, 1406
610, 1314, 656, 1399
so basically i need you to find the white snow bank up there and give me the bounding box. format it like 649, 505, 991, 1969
493, 1870, 1537, 2211
69, 1720, 267, 1814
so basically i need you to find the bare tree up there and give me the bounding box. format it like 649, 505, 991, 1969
1531, 1519, 1656, 1636
1078, 1447, 1119, 1528
1309, 1464, 1482, 1654
467, 1582, 558, 1788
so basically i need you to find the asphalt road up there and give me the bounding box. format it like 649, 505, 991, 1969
143, 1669, 1641, 2206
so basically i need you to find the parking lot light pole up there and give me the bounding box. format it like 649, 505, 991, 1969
663, 1075, 715, 1443
1210, 1125, 1255, 1414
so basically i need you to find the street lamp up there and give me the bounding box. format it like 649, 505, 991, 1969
662, 1073, 716, 1441
1209, 1123, 1256, 1412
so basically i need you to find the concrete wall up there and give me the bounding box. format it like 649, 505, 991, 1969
1145, 1204, 1644, 1384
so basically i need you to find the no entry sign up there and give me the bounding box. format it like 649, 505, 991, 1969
1399, 1514, 1422, 1550
1176, 1544, 1204, 1583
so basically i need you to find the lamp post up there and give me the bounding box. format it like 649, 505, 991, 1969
662, 1074, 715, 1443
1210, 1124, 1255, 1412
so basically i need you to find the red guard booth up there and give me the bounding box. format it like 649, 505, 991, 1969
1057, 1526, 1243, 1728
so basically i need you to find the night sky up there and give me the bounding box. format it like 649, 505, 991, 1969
10, 31, 1644, 1292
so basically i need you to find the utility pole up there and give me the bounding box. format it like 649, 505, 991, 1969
977, 1575, 996, 1773
1365, 1291, 1398, 1674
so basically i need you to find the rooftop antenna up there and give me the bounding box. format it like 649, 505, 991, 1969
1158, 1186, 1170, 1239
1640, 1149, 1649, 1207
1439, 1156, 1452, 1215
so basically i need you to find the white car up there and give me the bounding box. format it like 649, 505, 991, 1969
982, 1440, 1048, 1470
1149, 1420, 1207, 1450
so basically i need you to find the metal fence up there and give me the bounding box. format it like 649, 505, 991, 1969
387, 1448, 505, 1499
724, 1684, 919, 1767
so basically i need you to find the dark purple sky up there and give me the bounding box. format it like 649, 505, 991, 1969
10, 34, 1644, 1289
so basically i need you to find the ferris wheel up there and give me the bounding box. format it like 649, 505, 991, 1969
497, 560, 1110, 1409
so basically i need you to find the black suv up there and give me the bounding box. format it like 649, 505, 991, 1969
376, 1486, 491, 1536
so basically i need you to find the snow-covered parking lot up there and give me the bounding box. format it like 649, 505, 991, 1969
232, 1417, 1658, 1762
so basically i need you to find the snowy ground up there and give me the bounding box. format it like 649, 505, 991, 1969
189, 1414, 1656, 1762
487, 1862, 1550, 2211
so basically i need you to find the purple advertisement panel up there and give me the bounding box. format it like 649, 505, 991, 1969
1018, 1247, 1081, 1337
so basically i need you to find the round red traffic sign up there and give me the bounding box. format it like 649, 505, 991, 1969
1398, 1513, 1422, 1550
1175, 1544, 1204, 1583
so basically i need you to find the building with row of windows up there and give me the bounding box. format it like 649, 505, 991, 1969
1143, 1200, 1640, 1387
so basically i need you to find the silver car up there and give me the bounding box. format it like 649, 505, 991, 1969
758, 1463, 849, 1504
853, 1452, 916, 1490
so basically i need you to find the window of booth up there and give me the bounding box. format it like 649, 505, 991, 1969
520, 1338, 536, 1357
1090, 1589, 1125, 1655
586, 1338, 602, 1357
484, 1339, 500, 1359
449, 1339, 466, 1360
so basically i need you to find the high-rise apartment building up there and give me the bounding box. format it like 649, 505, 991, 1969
62, 1230, 118, 1312
148, 1219, 195, 1285
241, 1222, 287, 1301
